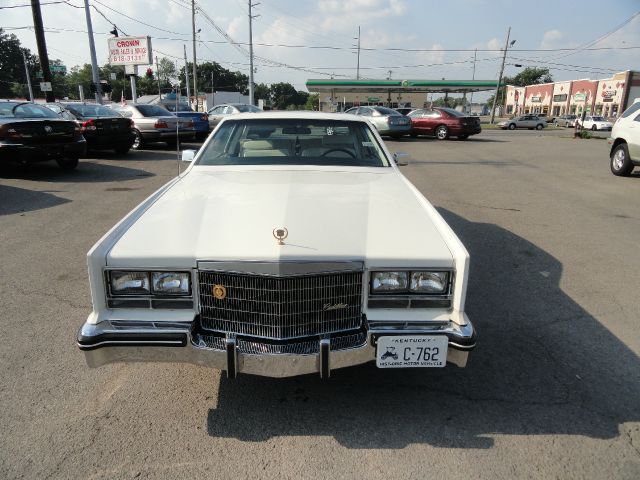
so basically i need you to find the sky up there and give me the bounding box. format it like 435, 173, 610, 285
2, 0, 639, 100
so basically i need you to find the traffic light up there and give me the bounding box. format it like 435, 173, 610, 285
145, 68, 153, 79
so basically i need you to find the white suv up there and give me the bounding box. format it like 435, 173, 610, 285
609, 100, 640, 176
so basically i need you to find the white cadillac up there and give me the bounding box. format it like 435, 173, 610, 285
78, 112, 476, 378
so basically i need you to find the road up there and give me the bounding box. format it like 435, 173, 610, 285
1, 129, 638, 479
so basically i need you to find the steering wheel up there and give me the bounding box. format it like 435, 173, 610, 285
321, 148, 356, 158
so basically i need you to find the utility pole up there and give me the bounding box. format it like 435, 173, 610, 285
183, 44, 191, 102
21, 50, 34, 102
30, 0, 55, 102
468, 48, 477, 110
490, 27, 511, 124
355, 26, 361, 80
248, 1, 259, 105
81, 0, 103, 104
191, 0, 198, 110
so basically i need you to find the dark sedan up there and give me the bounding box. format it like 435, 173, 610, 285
46, 102, 135, 154
408, 107, 481, 140
0, 101, 86, 170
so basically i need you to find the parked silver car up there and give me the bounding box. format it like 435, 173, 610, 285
110, 103, 195, 149
554, 114, 578, 128
498, 115, 547, 130
344, 106, 411, 138
207, 103, 262, 129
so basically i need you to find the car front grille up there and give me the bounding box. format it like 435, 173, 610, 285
198, 270, 363, 340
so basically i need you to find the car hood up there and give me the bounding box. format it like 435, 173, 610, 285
107, 167, 454, 268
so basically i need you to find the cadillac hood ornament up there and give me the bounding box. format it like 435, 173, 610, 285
272, 227, 288, 245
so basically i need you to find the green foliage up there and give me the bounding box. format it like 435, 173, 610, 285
0, 29, 35, 98
486, 67, 554, 108
577, 129, 592, 139
304, 93, 319, 110
180, 61, 249, 95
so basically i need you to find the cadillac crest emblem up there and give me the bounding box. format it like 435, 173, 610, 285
272, 227, 288, 245
212, 284, 227, 300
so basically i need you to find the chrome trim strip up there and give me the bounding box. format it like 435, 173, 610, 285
78, 318, 475, 374
196, 261, 364, 276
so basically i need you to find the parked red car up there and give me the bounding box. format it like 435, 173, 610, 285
408, 107, 481, 140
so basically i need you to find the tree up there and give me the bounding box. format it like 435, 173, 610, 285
486, 67, 553, 109
0, 29, 33, 98
304, 93, 319, 111
179, 61, 248, 96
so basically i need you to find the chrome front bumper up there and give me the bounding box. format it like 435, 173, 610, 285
77, 319, 476, 378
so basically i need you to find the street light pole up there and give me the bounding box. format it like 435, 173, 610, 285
191, 0, 198, 110
82, 0, 103, 104
22, 50, 34, 102
490, 26, 511, 124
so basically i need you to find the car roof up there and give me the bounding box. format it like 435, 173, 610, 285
227, 111, 365, 122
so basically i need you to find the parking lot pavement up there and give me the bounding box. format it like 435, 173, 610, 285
1, 133, 639, 479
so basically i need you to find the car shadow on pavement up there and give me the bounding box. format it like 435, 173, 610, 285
0, 184, 71, 216
0, 161, 155, 182
207, 209, 639, 449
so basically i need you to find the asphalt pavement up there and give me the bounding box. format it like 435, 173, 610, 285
0, 128, 638, 479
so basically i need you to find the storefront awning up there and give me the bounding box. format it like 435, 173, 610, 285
306, 79, 501, 94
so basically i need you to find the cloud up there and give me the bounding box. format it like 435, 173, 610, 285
540, 29, 563, 49
317, 0, 408, 32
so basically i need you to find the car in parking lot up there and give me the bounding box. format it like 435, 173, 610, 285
207, 103, 262, 129
407, 107, 481, 140
344, 106, 411, 138
0, 100, 86, 170
554, 114, 578, 127
110, 103, 195, 149
498, 115, 547, 130
608, 100, 640, 176
77, 111, 476, 379
577, 115, 613, 131
45, 102, 135, 154
137, 94, 210, 141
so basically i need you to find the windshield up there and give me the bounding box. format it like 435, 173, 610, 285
235, 104, 261, 113
438, 108, 465, 117
136, 105, 172, 117
164, 103, 193, 112
372, 107, 400, 116
0, 102, 60, 119
64, 104, 120, 118
196, 119, 390, 167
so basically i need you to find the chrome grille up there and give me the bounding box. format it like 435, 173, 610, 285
194, 331, 367, 355
198, 270, 363, 339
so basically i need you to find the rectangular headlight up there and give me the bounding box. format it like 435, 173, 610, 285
151, 272, 190, 295
371, 271, 408, 293
109, 271, 150, 296
410, 271, 449, 294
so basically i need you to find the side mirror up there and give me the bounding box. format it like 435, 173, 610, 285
181, 149, 196, 162
393, 151, 410, 166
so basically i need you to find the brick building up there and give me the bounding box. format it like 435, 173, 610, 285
504, 70, 640, 118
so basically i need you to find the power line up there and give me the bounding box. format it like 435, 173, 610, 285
0, 1, 67, 8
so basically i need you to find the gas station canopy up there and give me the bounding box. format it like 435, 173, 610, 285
306, 79, 500, 94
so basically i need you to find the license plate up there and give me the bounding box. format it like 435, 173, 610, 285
376, 335, 448, 368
